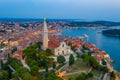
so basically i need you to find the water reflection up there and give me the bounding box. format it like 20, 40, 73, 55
96, 31, 102, 49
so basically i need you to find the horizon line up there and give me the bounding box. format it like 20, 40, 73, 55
0, 17, 119, 22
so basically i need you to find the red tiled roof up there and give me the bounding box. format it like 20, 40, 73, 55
94, 55, 102, 61
15, 56, 21, 60
48, 38, 60, 49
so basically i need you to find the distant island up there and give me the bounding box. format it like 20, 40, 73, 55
102, 29, 120, 37
67, 21, 120, 27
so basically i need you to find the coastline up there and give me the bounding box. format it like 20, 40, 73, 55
61, 27, 120, 73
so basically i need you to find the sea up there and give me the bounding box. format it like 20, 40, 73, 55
61, 27, 120, 72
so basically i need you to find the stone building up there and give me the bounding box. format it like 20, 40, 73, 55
42, 17, 73, 56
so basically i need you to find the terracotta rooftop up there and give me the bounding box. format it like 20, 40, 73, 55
48, 38, 60, 49
94, 55, 102, 61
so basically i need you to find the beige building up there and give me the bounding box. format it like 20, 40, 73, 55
54, 42, 73, 56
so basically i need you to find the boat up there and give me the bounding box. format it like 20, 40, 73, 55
110, 59, 115, 63
83, 34, 89, 38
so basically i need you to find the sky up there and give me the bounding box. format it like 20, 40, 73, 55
0, 0, 120, 21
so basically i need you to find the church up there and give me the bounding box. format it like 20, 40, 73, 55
42, 17, 73, 56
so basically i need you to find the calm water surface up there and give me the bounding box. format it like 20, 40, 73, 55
62, 27, 120, 72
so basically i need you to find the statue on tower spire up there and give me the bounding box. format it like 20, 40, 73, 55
44, 16, 46, 21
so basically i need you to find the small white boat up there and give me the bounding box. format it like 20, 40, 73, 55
83, 34, 89, 38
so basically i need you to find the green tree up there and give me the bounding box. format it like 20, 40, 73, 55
29, 60, 38, 67
30, 65, 39, 75
81, 54, 86, 59
88, 52, 91, 56
110, 71, 115, 78
23, 44, 38, 59
83, 55, 99, 68
36, 41, 42, 49
87, 72, 93, 78
110, 71, 115, 80
0, 70, 9, 80
76, 52, 81, 58
15, 67, 34, 80
52, 62, 56, 69
76, 72, 87, 80
71, 46, 76, 52
22, 73, 34, 80
102, 66, 109, 73
45, 65, 48, 72
45, 48, 52, 56
57, 55, 66, 64
69, 54, 75, 66
68, 77, 75, 80
11, 46, 17, 54
102, 59, 106, 65
46, 48, 52, 53
8, 58, 22, 70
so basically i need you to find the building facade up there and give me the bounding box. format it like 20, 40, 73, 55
54, 42, 73, 56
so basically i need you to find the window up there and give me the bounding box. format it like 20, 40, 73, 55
62, 44, 64, 47
62, 51, 64, 54
67, 51, 68, 53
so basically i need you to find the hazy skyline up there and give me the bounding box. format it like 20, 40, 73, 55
0, 0, 120, 21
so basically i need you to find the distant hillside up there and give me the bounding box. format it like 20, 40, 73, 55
102, 29, 120, 37
68, 21, 120, 27
1, 18, 120, 27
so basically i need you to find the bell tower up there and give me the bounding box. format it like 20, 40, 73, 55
42, 17, 48, 50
